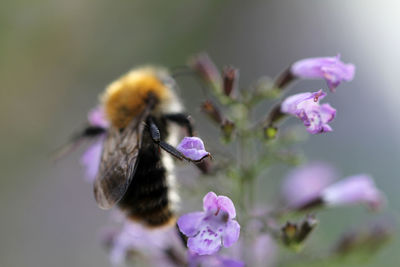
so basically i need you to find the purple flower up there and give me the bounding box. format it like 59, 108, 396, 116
322, 174, 384, 210
80, 136, 104, 182
177, 137, 210, 161
282, 162, 337, 209
188, 251, 244, 267
105, 220, 185, 266
291, 55, 355, 91
177, 192, 240, 255
281, 90, 336, 134
88, 106, 109, 128
282, 164, 384, 210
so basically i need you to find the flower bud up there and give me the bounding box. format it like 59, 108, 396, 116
201, 100, 224, 124
274, 67, 296, 90
189, 53, 222, 92
262, 103, 286, 139
222, 66, 239, 97
281, 222, 298, 246
194, 158, 212, 174
296, 215, 318, 243
281, 215, 318, 250
221, 119, 235, 142
334, 220, 393, 256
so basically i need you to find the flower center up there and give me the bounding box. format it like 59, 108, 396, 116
313, 90, 324, 102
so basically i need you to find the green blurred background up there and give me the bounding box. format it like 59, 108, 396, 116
1, 0, 399, 266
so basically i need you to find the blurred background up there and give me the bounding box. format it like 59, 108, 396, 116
1, 0, 399, 266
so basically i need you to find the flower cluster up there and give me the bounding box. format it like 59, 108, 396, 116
73, 53, 391, 267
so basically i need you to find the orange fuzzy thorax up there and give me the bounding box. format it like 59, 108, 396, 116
102, 68, 171, 129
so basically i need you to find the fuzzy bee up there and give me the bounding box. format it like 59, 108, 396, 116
71, 67, 205, 227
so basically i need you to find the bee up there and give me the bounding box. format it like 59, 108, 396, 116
73, 67, 198, 227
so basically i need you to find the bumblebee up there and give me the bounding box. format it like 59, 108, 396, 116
75, 67, 197, 227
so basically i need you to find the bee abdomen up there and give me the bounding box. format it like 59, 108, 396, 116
118, 134, 175, 227
122, 178, 174, 227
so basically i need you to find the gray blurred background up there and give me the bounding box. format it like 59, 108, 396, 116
1, 0, 399, 266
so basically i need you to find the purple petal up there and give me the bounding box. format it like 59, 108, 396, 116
88, 106, 109, 128
187, 230, 222, 255
219, 257, 245, 267
319, 103, 336, 123
108, 220, 184, 266
281, 92, 314, 115
80, 136, 104, 182
177, 212, 205, 237
222, 220, 240, 247
291, 55, 355, 91
282, 162, 337, 209
203, 191, 219, 212
216, 196, 236, 219
188, 251, 244, 267
281, 90, 335, 135
177, 137, 210, 161
322, 174, 384, 209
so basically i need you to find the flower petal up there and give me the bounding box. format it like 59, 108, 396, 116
222, 220, 240, 247
88, 106, 109, 128
177, 137, 210, 161
216, 196, 236, 219
203, 191, 219, 212
219, 257, 245, 267
80, 136, 104, 182
188, 251, 244, 267
187, 230, 222, 255
322, 174, 384, 209
177, 212, 205, 237
319, 103, 336, 123
282, 162, 337, 209
290, 55, 355, 91
281, 92, 313, 115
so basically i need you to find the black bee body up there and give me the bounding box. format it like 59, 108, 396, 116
118, 116, 174, 226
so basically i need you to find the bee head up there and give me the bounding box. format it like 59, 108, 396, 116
101, 67, 172, 129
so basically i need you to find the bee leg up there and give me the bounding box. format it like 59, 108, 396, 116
148, 117, 197, 162
163, 113, 194, 136
80, 126, 107, 138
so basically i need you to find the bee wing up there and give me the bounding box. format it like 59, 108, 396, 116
93, 109, 149, 209
52, 126, 106, 161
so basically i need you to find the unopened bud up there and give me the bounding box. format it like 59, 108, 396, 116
222, 66, 239, 97
281, 222, 298, 246
264, 126, 278, 140
221, 119, 235, 142
195, 158, 212, 174
296, 215, 318, 243
263, 103, 287, 139
274, 67, 296, 90
201, 100, 224, 124
334, 220, 393, 256
281, 215, 318, 250
189, 53, 222, 91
